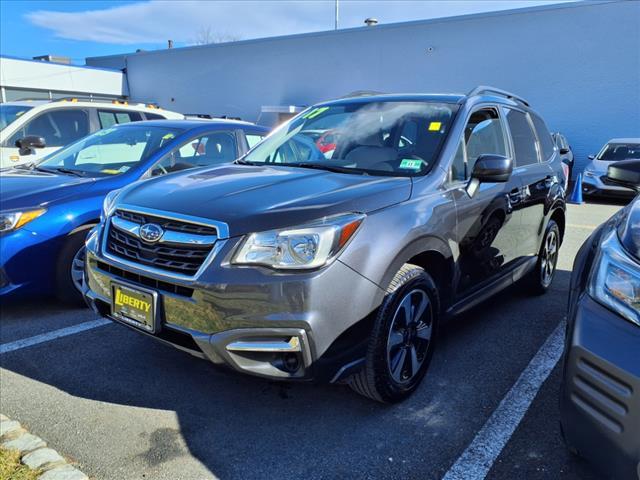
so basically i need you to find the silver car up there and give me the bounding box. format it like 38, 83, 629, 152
83, 87, 567, 402
582, 138, 640, 198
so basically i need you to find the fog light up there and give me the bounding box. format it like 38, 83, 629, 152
282, 353, 300, 373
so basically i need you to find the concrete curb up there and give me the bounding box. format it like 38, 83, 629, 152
0, 413, 88, 480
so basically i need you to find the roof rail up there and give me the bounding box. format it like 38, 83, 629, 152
466, 86, 529, 107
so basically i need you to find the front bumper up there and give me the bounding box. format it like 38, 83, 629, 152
0, 228, 61, 298
582, 174, 636, 198
83, 233, 384, 383
560, 294, 640, 480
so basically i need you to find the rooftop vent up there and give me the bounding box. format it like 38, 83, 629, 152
364, 18, 378, 27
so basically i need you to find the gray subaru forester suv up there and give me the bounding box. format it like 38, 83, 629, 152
83, 87, 567, 403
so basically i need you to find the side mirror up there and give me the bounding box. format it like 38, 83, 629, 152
588, 154, 595, 160
15, 136, 46, 154
606, 160, 640, 192
559, 148, 570, 155
467, 154, 513, 197
471, 154, 513, 183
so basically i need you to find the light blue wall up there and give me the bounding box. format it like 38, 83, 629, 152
93, 0, 640, 176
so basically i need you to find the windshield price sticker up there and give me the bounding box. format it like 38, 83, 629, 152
428, 122, 442, 132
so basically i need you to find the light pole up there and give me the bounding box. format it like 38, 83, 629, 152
335, 0, 339, 30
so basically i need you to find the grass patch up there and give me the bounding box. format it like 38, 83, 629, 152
0, 446, 41, 480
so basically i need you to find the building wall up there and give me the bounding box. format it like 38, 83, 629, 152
0, 56, 127, 101
90, 0, 639, 175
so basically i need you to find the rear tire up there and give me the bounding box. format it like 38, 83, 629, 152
55, 229, 91, 306
527, 220, 560, 295
348, 264, 439, 403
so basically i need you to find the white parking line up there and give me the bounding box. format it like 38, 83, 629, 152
442, 320, 566, 480
0, 319, 112, 355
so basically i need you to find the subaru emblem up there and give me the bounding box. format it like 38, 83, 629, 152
139, 223, 164, 243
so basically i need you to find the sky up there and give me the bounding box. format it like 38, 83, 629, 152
0, 0, 579, 63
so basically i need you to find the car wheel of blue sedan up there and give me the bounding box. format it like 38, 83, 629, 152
56, 229, 92, 305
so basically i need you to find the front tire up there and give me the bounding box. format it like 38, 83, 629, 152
55, 229, 90, 305
348, 264, 439, 403
527, 220, 560, 295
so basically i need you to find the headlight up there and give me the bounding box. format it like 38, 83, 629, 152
0, 209, 46, 233
589, 230, 640, 326
232, 213, 364, 269
101, 189, 122, 220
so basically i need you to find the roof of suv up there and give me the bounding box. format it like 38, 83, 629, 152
323, 94, 465, 106
116, 119, 266, 130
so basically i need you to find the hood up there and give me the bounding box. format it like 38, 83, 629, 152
586, 159, 616, 175
118, 165, 412, 236
0, 168, 95, 210
618, 197, 640, 262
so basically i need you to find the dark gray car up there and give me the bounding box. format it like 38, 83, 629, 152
83, 87, 567, 402
561, 160, 640, 480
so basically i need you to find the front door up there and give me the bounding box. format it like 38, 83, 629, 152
451, 106, 524, 298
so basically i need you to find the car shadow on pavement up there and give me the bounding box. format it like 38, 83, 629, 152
0, 269, 603, 479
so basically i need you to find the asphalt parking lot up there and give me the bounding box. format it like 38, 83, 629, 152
0, 200, 627, 480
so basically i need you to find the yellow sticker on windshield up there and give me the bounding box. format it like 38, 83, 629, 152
162, 133, 175, 140
428, 122, 442, 132
100, 169, 120, 175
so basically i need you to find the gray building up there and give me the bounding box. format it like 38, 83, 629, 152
84, 0, 638, 175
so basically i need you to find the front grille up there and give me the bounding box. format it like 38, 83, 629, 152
115, 210, 217, 235
106, 209, 216, 276
97, 261, 193, 297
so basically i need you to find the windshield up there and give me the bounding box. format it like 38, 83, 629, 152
598, 143, 640, 161
38, 125, 182, 176
243, 101, 457, 176
0, 105, 33, 131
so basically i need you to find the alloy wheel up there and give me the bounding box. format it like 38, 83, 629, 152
71, 246, 86, 293
386, 289, 433, 384
540, 229, 558, 287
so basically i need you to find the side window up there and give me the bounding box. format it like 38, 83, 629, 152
144, 113, 165, 120
98, 110, 143, 128
456, 108, 507, 180
13, 109, 89, 148
246, 134, 264, 149
505, 109, 539, 166
530, 113, 555, 161
151, 131, 237, 176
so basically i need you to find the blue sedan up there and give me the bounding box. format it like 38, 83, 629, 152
0, 119, 269, 303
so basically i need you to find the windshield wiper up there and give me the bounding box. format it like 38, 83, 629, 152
234, 158, 258, 165
285, 163, 367, 175
49, 167, 85, 177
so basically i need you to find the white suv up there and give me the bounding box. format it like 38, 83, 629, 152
0, 99, 184, 168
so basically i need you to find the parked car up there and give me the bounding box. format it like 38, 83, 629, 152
83, 87, 567, 402
0, 119, 269, 303
552, 132, 574, 180
560, 159, 640, 480
0, 99, 184, 168
582, 138, 640, 199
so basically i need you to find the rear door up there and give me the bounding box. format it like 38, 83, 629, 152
503, 108, 555, 257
